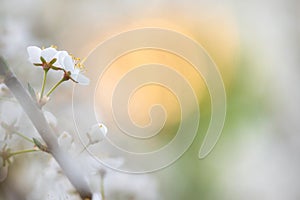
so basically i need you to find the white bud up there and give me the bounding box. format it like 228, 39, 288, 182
58, 131, 74, 150
36, 92, 50, 107
87, 123, 107, 145
0, 83, 9, 96
43, 110, 57, 127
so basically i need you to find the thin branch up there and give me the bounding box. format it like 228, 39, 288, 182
0, 57, 92, 199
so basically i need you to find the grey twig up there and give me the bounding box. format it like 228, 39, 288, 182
0, 57, 92, 199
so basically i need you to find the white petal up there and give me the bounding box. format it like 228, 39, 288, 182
27, 46, 41, 64
63, 55, 74, 71
58, 51, 68, 58
74, 73, 90, 85
92, 193, 102, 200
41, 47, 58, 62
70, 73, 78, 81
73, 67, 80, 74
54, 51, 68, 67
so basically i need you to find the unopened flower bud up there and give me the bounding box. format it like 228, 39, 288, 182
87, 123, 107, 145
36, 92, 50, 107
43, 110, 57, 127
58, 131, 74, 150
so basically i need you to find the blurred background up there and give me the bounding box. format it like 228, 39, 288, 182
0, 0, 300, 199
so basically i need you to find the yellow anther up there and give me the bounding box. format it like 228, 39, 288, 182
75, 62, 86, 70
50, 45, 58, 49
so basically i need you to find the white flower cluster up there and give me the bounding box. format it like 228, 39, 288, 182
0, 45, 160, 200
27, 46, 89, 85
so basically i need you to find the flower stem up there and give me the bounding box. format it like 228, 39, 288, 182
78, 142, 91, 155
40, 70, 48, 100
13, 131, 34, 144
9, 148, 39, 157
46, 78, 65, 97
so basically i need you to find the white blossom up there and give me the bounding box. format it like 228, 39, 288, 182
0, 101, 22, 140
87, 157, 159, 200
28, 158, 75, 200
105, 171, 159, 200
56, 51, 90, 85
27, 46, 90, 85
27, 46, 58, 65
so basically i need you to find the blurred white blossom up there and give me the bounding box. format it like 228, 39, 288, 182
0, 101, 22, 140
0, 101, 22, 125
105, 171, 159, 200
0, 19, 32, 58
88, 165, 159, 200
57, 131, 74, 151
28, 158, 76, 200
92, 193, 102, 200
86, 155, 159, 200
